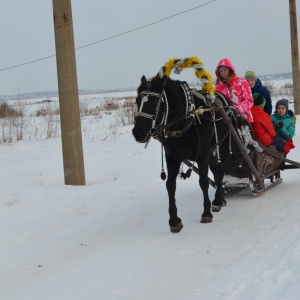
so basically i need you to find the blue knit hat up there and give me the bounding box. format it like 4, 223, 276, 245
275, 99, 289, 111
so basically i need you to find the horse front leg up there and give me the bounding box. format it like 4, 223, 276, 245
209, 150, 227, 212
165, 156, 183, 233
197, 156, 213, 223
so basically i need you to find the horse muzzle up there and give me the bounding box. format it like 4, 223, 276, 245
132, 126, 151, 143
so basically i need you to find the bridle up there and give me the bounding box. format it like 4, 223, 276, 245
136, 82, 199, 141
135, 90, 167, 140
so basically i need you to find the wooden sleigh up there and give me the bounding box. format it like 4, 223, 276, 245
184, 106, 300, 196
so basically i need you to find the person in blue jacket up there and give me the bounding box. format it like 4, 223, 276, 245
271, 99, 295, 154
244, 70, 272, 115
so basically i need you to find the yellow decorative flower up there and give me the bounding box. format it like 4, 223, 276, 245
160, 57, 215, 97
163, 58, 180, 77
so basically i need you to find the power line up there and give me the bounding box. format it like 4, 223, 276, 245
0, 55, 56, 72
76, 0, 216, 50
0, 0, 216, 72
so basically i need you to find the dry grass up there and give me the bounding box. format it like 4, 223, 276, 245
263, 80, 293, 98
0, 95, 137, 143
0, 101, 24, 118
102, 98, 119, 110
0, 101, 27, 143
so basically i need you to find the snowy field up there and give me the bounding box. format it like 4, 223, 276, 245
1, 79, 300, 300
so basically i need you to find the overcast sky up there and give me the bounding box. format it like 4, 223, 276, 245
0, 0, 298, 95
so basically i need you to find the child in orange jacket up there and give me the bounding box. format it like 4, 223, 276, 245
251, 94, 285, 152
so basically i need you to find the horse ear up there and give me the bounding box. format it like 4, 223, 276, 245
141, 75, 147, 84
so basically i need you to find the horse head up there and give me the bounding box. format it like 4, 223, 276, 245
132, 75, 167, 143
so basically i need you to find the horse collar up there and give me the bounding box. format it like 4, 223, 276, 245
180, 82, 195, 118
159, 82, 195, 139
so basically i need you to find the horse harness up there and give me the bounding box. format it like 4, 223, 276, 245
136, 82, 236, 142
136, 82, 239, 176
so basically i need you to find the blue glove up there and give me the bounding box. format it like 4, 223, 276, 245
277, 121, 284, 129
272, 121, 283, 129
284, 134, 292, 140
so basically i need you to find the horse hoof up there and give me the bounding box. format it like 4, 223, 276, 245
200, 217, 213, 223
211, 205, 221, 212
170, 222, 183, 233
212, 199, 227, 209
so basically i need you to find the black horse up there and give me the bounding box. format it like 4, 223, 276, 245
132, 74, 239, 232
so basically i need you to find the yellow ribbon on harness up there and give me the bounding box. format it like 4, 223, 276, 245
159, 57, 215, 98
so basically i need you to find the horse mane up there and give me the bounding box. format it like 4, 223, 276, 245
137, 74, 188, 96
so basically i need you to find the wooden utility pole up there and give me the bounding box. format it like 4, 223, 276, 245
289, 0, 300, 114
52, 0, 85, 185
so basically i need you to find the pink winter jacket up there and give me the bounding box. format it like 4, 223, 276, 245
215, 58, 254, 122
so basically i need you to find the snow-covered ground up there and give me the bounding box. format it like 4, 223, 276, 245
1, 79, 300, 300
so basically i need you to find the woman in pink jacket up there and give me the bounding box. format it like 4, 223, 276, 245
215, 58, 254, 122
